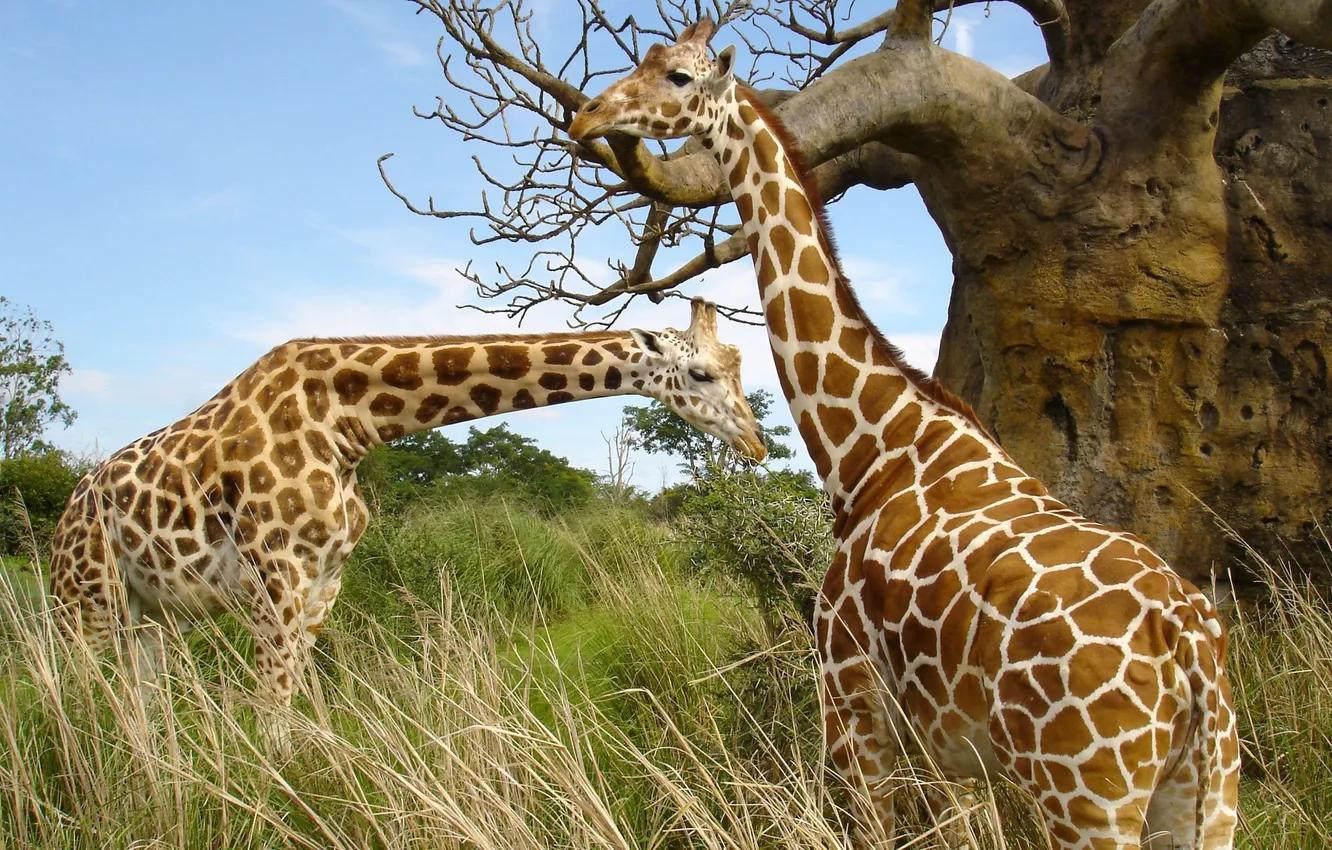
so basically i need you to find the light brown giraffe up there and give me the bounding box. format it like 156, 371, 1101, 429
570, 21, 1240, 850
49, 298, 765, 744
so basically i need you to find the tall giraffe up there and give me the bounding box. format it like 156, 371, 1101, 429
49, 298, 764, 743
570, 22, 1240, 850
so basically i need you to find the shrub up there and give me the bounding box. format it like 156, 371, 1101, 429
0, 450, 86, 558
674, 469, 834, 632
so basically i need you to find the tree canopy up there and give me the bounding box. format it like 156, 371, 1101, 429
0, 298, 76, 461
623, 389, 794, 480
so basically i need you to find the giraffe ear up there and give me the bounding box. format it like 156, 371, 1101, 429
714, 45, 736, 82
630, 329, 665, 362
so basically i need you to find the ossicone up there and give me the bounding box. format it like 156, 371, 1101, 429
688, 297, 719, 339
676, 16, 716, 45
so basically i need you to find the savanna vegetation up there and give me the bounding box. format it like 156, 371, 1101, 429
1, 383, 1331, 847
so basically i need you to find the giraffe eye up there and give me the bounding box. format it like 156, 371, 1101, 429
688, 368, 713, 383
666, 71, 692, 87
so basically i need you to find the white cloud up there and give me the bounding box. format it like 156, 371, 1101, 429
950, 19, 978, 58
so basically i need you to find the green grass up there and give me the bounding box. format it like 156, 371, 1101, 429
0, 495, 1329, 848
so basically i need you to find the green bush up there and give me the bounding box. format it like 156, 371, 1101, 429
674, 469, 833, 631
0, 450, 86, 558
337, 494, 679, 630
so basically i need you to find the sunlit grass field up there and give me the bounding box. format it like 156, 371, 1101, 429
0, 497, 1327, 848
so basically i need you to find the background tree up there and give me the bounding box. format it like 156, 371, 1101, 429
624, 389, 794, 480
0, 298, 76, 461
361, 423, 597, 508
385, 0, 1332, 593
0, 451, 86, 558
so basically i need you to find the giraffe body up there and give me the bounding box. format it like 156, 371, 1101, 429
50, 300, 764, 743
571, 23, 1239, 849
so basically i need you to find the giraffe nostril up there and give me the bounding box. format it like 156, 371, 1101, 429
582, 99, 603, 114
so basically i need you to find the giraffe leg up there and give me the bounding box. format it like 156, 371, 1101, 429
925, 780, 979, 849
822, 657, 900, 848
240, 553, 306, 756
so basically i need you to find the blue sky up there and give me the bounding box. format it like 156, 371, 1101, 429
1, 0, 1045, 488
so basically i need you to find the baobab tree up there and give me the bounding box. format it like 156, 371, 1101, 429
382, 0, 1332, 596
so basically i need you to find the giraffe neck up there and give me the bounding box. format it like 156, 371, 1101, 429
704, 85, 964, 508
279, 332, 647, 462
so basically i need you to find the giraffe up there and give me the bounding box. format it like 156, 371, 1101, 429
48, 298, 765, 745
569, 21, 1240, 850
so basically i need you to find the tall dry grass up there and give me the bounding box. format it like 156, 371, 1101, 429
0, 495, 1327, 848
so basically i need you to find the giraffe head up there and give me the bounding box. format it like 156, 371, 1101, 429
634, 298, 765, 461
568, 18, 732, 144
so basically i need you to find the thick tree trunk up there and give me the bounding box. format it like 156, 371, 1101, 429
934, 30, 1332, 595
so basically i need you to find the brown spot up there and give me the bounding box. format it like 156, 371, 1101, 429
442, 405, 473, 425
822, 354, 859, 398
377, 423, 405, 441
1070, 589, 1142, 638
512, 389, 536, 409
262, 526, 291, 553
579, 373, 595, 392
382, 352, 423, 390
276, 487, 304, 525
735, 192, 754, 223
415, 393, 450, 423
1041, 706, 1094, 757
818, 404, 857, 446
729, 146, 751, 190
661, 100, 680, 117
786, 188, 813, 235
296, 347, 337, 371
353, 346, 385, 366
539, 372, 568, 391
303, 378, 330, 420
249, 462, 277, 494
580, 348, 603, 366
798, 246, 829, 285
753, 128, 779, 175
765, 291, 788, 341
306, 431, 335, 464
470, 384, 502, 414
543, 343, 579, 366
333, 369, 370, 405
432, 347, 473, 385
760, 179, 781, 216
793, 352, 819, 394
726, 117, 745, 141
369, 392, 406, 417
769, 226, 795, 275
604, 367, 622, 390
872, 489, 923, 551
838, 434, 879, 490
788, 289, 834, 343
757, 249, 778, 296
308, 469, 335, 510
486, 345, 530, 380
798, 411, 831, 473
860, 372, 906, 424
271, 439, 305, 477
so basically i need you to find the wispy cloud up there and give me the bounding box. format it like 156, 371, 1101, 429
322, 0, 430, 68
950, 19, 978, 58
63, 368, 111, 399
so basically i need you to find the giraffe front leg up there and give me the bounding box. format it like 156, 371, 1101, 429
240, 553, 306, 757
822, 658, 900, 848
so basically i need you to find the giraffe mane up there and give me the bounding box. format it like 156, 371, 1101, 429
736, 85, 988, 434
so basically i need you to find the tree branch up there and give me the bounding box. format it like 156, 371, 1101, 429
1100, 0, 1332, 158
